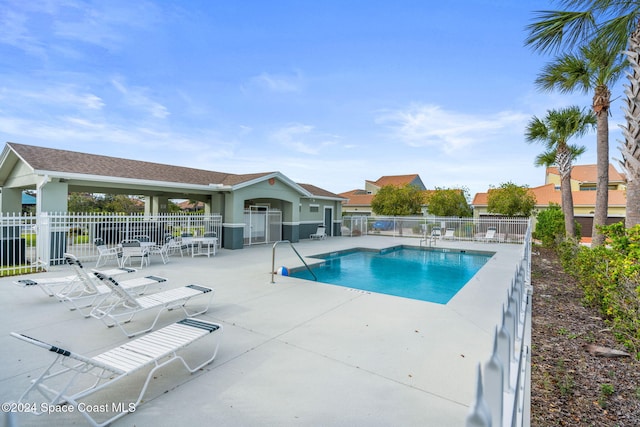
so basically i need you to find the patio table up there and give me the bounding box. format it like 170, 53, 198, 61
191, 237, 217, 257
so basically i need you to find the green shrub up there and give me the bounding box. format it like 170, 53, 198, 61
534, 204, 565, 247
557, 223, 640, 357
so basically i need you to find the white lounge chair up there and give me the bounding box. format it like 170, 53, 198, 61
10, 318, 223, 427
59, 253, 166, 316
310, 225, 327, 240
442, 228, 455, 240
91, 273, 214, 337
431, 227, 442, 239
12, 256, 136, 298
477, 227, 497, 242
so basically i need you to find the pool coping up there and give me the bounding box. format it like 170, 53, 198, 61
286, 244, 496, 304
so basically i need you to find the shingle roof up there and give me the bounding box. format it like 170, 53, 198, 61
8, 142, 266, 186
6, 142, 338, 198
297, 183, 343, 199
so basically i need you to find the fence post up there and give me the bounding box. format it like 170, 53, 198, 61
466, 364, 493, 427
497, 307, 512, 392
484, 328, 504, 426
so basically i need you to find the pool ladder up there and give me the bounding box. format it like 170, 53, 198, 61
271, 240, 317, 283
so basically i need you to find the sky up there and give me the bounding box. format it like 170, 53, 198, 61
0, 0, 628, 199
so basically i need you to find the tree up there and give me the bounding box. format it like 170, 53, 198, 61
487, 182, 537, 217
525, 1, 640, 228
425, 187, 472, 217
102, 195, 144, 213
535, 39, 626, 246
370, 184, 424, 216
525, 106, 596, 237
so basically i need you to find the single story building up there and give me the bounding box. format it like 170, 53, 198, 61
0, 142, 346, 249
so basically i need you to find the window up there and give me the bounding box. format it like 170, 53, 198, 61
310, 205, 319, 213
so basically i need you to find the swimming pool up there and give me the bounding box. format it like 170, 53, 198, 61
289, 246, 494, 304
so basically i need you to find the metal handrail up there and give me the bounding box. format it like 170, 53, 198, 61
271, 240, 317, 283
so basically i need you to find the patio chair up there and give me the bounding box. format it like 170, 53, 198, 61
120, 239, 149, 268
91, 273, 215, 337
94, 238, 122, 268
59, 253, 166, 316
310, 225, 327, 240
148, 237, 171, 264
10, 317, 223, 427
166, 236, 188, 257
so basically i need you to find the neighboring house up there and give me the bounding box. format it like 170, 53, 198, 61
545, 164, 626, 192
0, 142, 345, 249
471, 164, 627, 237
177, 200, 205, 212
340, 174, 428, 216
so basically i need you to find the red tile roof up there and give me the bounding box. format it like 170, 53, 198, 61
338, 189, 374, 206
367, 174, 421, 188
546, 164, 626, 183
472, 183, 626, 207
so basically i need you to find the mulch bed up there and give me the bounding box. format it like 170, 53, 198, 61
530, 246, 640, 426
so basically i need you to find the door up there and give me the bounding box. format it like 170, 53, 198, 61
323, 207, 333, 237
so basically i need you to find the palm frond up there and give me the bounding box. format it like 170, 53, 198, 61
525, 10, 597, 53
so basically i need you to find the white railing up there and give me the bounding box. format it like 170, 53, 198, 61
466, 221, 532, 427
0, 212, 222, 275
342, 215, 530, 244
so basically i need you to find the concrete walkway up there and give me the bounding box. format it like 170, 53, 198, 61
0, 235, 524, 426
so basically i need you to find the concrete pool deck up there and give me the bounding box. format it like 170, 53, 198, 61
0, 235, 526, 426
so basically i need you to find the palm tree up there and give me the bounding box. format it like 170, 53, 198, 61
526, 106, 596, 237
535, 40, 626, 245
525, 1, 640, 228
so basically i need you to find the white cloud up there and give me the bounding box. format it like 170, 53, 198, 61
376, 103, 528, 153
111, 78, 169, 119
269, 123, 339, 155
0, 84, 104, 113
245, 71, 304, 93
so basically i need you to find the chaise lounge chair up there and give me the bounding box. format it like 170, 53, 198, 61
90, 273, 215, 337
442, 228, 456, 240
58, 253, 167, 316
10, 317, 223, 427
310, 225, 327, 240
476, 227, 497, 242
12, 257, 137, 298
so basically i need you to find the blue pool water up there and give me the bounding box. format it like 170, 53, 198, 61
289, 247, 493, 304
